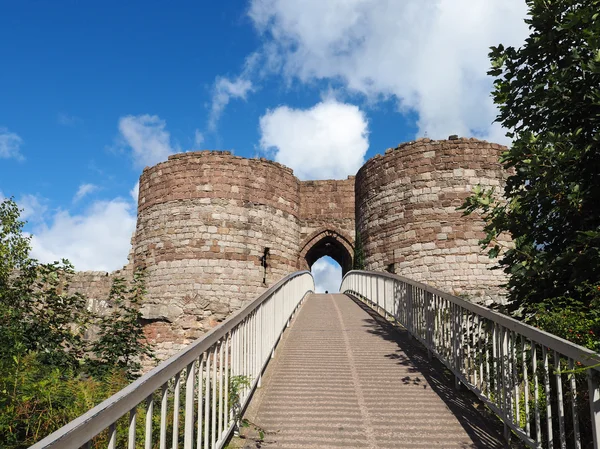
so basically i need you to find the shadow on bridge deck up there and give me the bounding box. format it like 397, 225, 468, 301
242, 293, 507, 449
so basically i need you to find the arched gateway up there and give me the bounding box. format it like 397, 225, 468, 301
298, 228, 354, 275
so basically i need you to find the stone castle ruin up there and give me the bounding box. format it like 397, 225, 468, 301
72, 137, 510, 360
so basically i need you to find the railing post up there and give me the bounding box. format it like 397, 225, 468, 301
453, 303, 461, 390
426, 291, 433, 360
589, 369, 600, 449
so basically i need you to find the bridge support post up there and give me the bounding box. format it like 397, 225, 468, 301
589, 369, 600, 449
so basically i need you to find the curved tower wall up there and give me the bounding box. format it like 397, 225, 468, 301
135, 152, 301, 358
356, 138, 510, 304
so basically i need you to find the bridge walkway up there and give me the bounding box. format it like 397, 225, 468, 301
245, 293, 505, 449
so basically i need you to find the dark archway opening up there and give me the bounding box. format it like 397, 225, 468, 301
305, 234, 353, 275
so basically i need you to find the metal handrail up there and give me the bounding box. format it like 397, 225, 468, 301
30, 271, 314, 449
341, 270, 600, 449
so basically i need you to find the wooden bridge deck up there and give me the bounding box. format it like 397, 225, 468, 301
244, 294, 506, 449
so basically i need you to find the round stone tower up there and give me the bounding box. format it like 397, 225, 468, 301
134, 151, 302, 358
355, 137, 510, 304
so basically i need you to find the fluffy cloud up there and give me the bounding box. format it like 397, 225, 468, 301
130, 181, 140, 204
0, 127, 24, 160
118, 114, 177, 169
312, 257, 342, 293
194, 129, 204, 148
249, 0, 528, 143
17, 194, 48, 222
258, 99, 369, 180
208, 76, 254, 132
30, 199, 136, 272
73, 183, 99, 202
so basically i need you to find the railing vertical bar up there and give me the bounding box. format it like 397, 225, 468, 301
244, 317, 249, 394
477, 317, 482, 390
493, 324, 499, 407
173, 372, 181, 449
204, 348, 211, 449
224, 332, 230, 434
533, 343, 541, 446
160, 383, 168, 449
473, 313, 478, 386
522, 337, 530, 437
512, 331, 519, 426
197, 354, 205, 449
555, 351, 566, 449
543, 346, 554, 449
145, 394, 154, 449
218, 336, 224, 441
485, 320, 490, 397
442, 297, 447, 363
499, 326, 508, 440
108, 423, 116, 449
128, 407, 137, 449
212, 342, 218, 448
465, 310, 471, 383
184, 361, 195, 449
588, 369, 600, 449
568, 359, 581, 449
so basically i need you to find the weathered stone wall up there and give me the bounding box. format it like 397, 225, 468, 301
135, 152, 302, 359
70, 137, 511, 362
69, 271, 117, 315
356, 137, 510, 304
297, 178, 355, 271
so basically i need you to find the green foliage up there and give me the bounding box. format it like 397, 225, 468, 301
353, 230, 365, 270
0, 197, 155, 447
531, 298, 600, 352
0, 197, 32, 284
2, 260, 91, 370
0, 352, 129, 449
460, 0, 600, 345
87, 271, 155, 380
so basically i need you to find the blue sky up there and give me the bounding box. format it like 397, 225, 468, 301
0, 0, 529, 291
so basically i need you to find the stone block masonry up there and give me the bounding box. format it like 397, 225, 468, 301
72, 138, 509, 362
356, 137, 510, 305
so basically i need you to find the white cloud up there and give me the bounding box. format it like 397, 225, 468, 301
130, 181, 139, 204
0, 192, 47, 223
17, 194, 48, 222
206, 53, 261, 133
312, 257, 342, 293
30, 199, 136, 272
208, 77, 254, 132
58, 113, 82, 126
194, 129, 204, 148
118, 114, 177, 169
258, 99, 368, 180
73, 183, 98, 202
248, 0, 528, 143
0, 127, 24, 160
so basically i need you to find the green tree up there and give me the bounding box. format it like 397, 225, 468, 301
460, 0, 600, 346
0, 198, 31, 285
353, 230, 365, 270
0, 198, 90, 369
0, 197, 155, 447
88, 271, 155, 380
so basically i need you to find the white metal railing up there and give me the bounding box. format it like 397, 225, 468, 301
341, 270, 600, 449
30, 271, 314, 449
